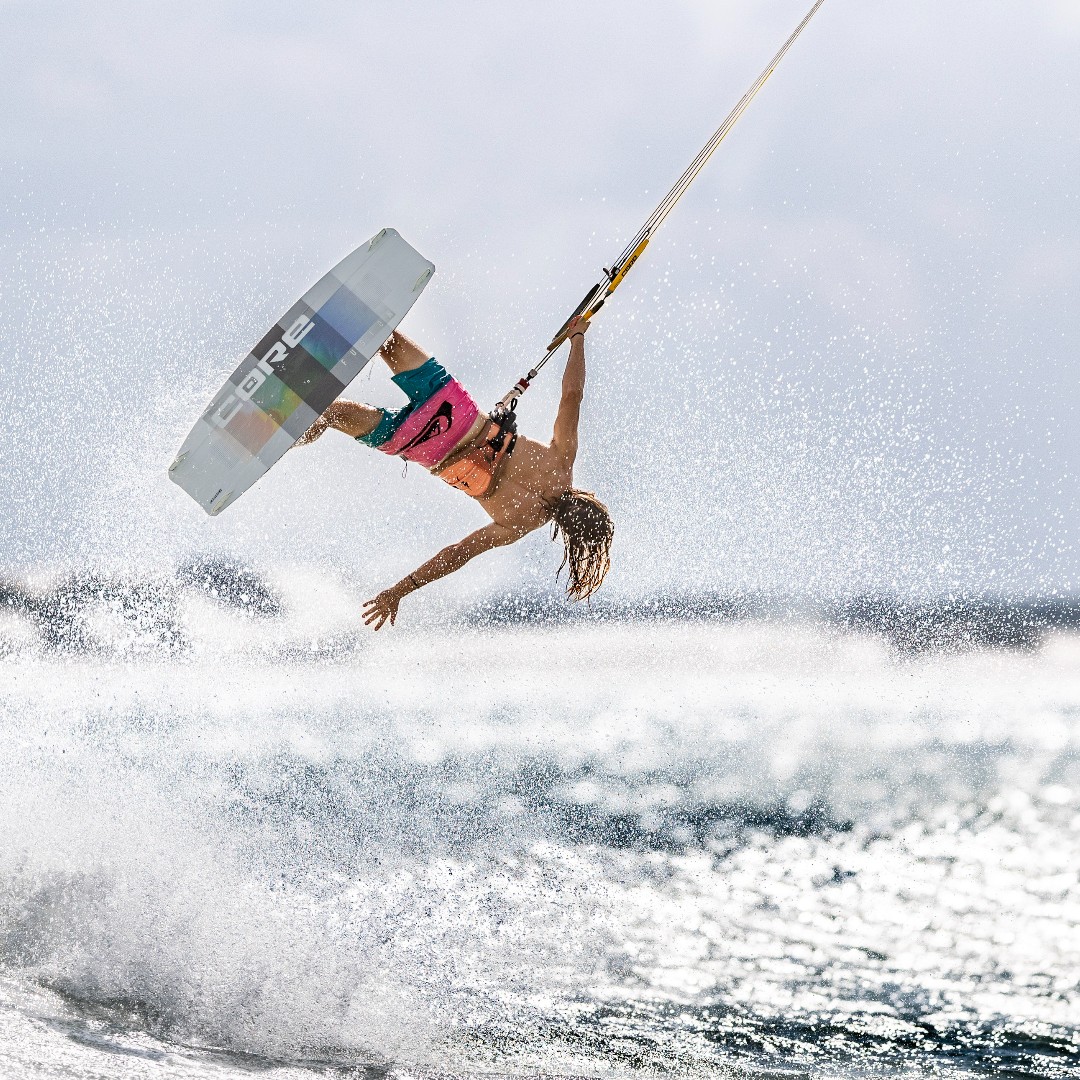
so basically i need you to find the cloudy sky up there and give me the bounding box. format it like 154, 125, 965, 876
2, 1, 1078, 598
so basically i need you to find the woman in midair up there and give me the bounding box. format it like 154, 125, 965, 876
296, 317, 613, 628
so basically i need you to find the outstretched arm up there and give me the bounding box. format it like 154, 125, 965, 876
551, 316, 589, 464
363, 522, 531, 630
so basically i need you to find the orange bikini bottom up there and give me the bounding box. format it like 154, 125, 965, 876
433, 422, 514, 499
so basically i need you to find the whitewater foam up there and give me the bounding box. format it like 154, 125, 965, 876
0, 573, 1077, 1075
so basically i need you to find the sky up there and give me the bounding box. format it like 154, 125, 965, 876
1, 0, 1078, 598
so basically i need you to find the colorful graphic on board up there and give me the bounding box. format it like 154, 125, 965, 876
169, 229, 435, 515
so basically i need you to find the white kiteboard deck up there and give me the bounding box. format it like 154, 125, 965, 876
169, 228, 434, 515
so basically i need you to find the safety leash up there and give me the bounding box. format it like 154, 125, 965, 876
493, 0, 827, 421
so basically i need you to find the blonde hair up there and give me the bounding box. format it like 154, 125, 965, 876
548, 489, 614, 601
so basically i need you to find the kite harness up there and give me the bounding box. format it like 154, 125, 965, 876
490, 0, 827, 426
434, 416, 518, 498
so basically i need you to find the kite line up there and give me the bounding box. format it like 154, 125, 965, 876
494, 0, 827, 418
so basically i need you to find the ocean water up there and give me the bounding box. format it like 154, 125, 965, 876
0, 567, 1077, 1079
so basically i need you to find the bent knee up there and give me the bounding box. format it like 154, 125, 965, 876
379, 330, 430, 374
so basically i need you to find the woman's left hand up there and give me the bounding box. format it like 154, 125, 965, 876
362, 586, 404, 630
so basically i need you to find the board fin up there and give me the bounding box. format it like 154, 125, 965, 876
209, 490, 235, 516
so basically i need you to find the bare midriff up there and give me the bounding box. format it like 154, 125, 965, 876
437, 411, 490, 465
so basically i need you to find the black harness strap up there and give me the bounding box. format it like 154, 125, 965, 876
488, 398, 519, 458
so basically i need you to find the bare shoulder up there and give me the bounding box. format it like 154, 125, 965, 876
485, 503, 550, 536
481, 486, 552, 534
467, 520, 533, 549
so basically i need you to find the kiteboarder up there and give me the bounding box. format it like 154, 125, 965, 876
295, 316, 613, 628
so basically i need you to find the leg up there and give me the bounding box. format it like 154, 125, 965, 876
295, 400, 384, 446
378, 329, 430, 375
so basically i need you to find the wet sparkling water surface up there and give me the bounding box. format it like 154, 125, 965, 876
0, 578, 1078, 1078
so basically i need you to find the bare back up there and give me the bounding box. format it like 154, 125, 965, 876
473, 431, 573, 532
439, 321, 587, 533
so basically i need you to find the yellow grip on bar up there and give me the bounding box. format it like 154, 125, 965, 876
581, 236, 650, 321
608, 235, 650, 293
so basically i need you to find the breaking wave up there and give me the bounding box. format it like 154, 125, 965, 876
0, 564, 1077, 1076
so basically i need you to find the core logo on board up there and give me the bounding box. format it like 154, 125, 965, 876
212, 314, 315, 426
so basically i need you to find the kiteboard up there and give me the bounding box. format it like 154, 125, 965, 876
169, 228, 434, 515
